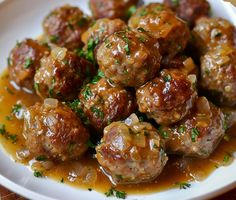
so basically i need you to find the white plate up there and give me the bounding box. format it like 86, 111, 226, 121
0, 0, 236, 200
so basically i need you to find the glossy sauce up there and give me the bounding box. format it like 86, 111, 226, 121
0, 69, 236, 195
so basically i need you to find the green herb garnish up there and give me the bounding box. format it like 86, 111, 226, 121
191, 128, 200, 142
105, 188, 127, 199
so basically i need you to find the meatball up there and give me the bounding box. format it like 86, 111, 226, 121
23, 98, 90, 161
96, 114, 168, 184
89, 0, 139, 20
128, 3, 190, 59
97, 29, 161, 87
161, 97, 225, 158
43, 5, 90, 50
79, 77, 136, 131
34, 47, 95, 101
8, 39, 49, 92
192, 17, 236, 55
164, 0, 210, 26
81, 18, 127, 58
136, 69, 197, 125
200, 44, 236, 107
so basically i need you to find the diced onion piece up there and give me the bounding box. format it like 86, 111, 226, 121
125, 113, 139, 126
187, 74, 197, 85
16, 149, 30, 160
51, 47, 67, 61
44, 98, 58, 108
183, 58, 195, 74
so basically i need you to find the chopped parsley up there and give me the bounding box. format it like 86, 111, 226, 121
88, 188, 92, 191
60, 178, 64, 183
36, 155, 47, 161
0, 124, 6, 135
7, 134, 18, 143
124, 44, 130, 55
5, 87, 14, 95
7, 57, 12, 66
105, 188, 127, 199
86, 139, 96, 148
175, 182, 191, 189
91, 70, 105, 84
158, 126, 169, 139
0, 124, 17, 143
79, 38, 99, 63
163, 74, 172, 82
191, 128, 200, 142
139, 9, 148, 16
50, 35, 59, 43
153, 143, 158, 149
178, 125, 186, 134
24, 58, 33, 69
34, 170, 43, 178
12, 104, 22, 115
126, 5, 137, 18
82, 85, 92, 100
138, 35, 147, 43
137, 27, 146, 33
223, 152, 232, 164
91, 106, 104, 119
5, 115, 13, 121
77, 17, 87, 27
155, 5, 164, 11
34, 82, 40, 92
171, 0, 179, 6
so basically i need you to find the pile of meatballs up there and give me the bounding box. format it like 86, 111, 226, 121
7, 0, 236, 185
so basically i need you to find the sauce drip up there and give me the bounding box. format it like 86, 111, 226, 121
0, 70, 236, 194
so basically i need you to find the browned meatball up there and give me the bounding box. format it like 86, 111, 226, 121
164, 0, 210, 26
97, 29, 161, 87
79, 77, 136, 131
89, 0, 139, 20
192, 17, 236, 55
128, 3, 190, 59
96, 114, 168, 184
136, 69, 197, 125
81, 18, 127, 59
200, 44, 236, 107
34, 47, 95, 101
23, 98, 90, 161
161, 97, 225, 158
43, 5, 90, 50
8, 39, 49, 92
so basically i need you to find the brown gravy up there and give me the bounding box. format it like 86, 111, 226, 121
0, 69, 236, 195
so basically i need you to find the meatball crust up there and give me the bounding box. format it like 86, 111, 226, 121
43, 5, 90, 50
81, 18, 127, 55
96, 114, 168, 184
79, 78, 137, 131
89, 0, 139, 20
200, 44, 236, 106
97, 29, 161, 87
23, 99, 90, 161
161, 97, 225, 158
164, 0, 210, 26
128, 3, 190, 59
34, 47, 95, 101
8, 39, 49, 92
136, 69, 197, 125
192, 17, 236, 55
